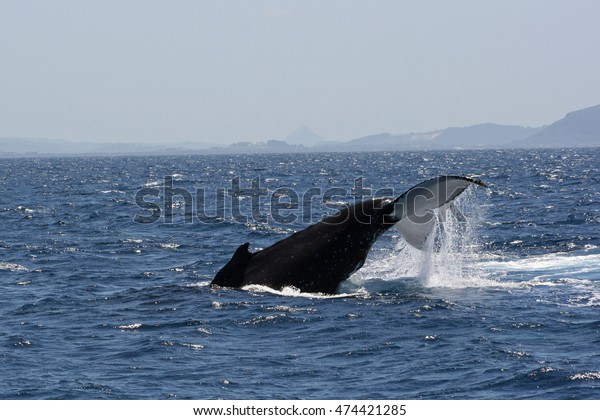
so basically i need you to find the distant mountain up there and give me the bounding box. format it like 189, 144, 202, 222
343, 123, 542, 151
0, 138, 216, 157
340, 105, 600, 150
344, 132, 440, 151
286, 126, 325, 146
516, 104, 600, 148
207, 139, 306, 154
345, 133, 399, 151
0, 137, 81, 155
430, 123, 542, 148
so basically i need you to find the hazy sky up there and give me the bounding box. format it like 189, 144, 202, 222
2, 0, 600, 144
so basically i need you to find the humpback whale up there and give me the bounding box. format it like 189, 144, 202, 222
211, 176, 486, 294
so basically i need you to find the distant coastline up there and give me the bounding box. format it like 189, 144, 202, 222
2, 104, 599, 157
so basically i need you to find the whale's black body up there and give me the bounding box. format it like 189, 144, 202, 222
211, 176, 486, 294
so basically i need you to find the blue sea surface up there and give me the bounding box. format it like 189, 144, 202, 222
1, 149, 599, 399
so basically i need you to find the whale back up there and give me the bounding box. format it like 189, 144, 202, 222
241, 199, 392, 294
211, 242, 254, 288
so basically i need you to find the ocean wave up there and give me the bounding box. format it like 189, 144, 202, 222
242, 284, 365, 299
0, 262, 29, 271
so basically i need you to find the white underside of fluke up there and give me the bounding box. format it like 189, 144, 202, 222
393, 176, 479, 250
395, 202, 455, 250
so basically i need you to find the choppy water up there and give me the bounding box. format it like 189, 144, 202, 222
1, 149, 599, 399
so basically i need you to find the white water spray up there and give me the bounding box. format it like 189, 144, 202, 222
417, 189, 486, 287
351, 188, 493, 289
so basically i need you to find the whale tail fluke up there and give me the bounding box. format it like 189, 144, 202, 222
393, 176, 486, 250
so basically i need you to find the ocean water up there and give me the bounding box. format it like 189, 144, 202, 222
1, 149, 599, 400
